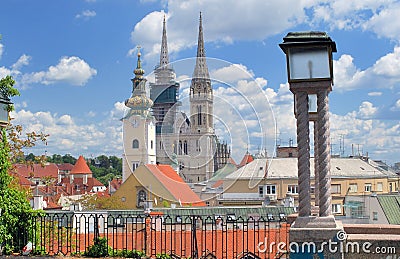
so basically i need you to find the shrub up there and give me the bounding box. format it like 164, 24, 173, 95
84, 237, 110, 258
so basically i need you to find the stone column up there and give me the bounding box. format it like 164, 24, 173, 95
314, 121, 319, 208
317, 89, 332, 217
295, 91, 311, 217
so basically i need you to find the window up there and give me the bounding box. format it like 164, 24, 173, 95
389, 183, 393, 192
288, 152, 293, 157
132, 139, 139, 149
150, 140, 153, 149
349, 184, 358, 193
376, 182, 383, 192
132, 162, 139, 171
184, 140, 188, 155
258, 186, 264, 197
331, 184, 341, 194
137, 190, 147, 208
287, 185, 298, 194
178, 140, 182, 155
266, 185, 276, 195
332, 204, 342, 214
364, 183, 372, 192
197, 106, 202, 125
373, 212, 378, 221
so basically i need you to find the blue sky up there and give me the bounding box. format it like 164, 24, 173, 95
0, 0, 399, 165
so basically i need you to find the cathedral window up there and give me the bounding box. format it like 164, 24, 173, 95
184, 140, 188, 155
197, 106, 202, 125
179, 140, 183, 155
132, 139, 139, 149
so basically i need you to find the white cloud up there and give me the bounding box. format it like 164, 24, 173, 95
11, 102, 124, 158
357, 101, 378, 118
210, 63, 254, 84
131, 0, 309, 59
311, 0, 399, 37
391, 99, 400, 111
368, 91, 383, 96
22, 56, 97, 86
334, 46, 400, 91
130, 0, 400, 63
75, 10, 96, 19
86, 111, 96, 117
372, 46, 400, 77
0, 43, 3, 59
363, 2, 400, 40
0, 66, 12, 80
11, 54, 31, 70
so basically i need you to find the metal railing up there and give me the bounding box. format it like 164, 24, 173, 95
18, 211, 290, 258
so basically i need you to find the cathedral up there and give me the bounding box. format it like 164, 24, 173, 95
122, 13, 230, 183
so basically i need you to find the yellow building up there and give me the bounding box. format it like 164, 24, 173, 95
113, 164, 205, 209
220, 157, 400, 215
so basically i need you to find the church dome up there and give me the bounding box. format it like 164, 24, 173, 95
125, 95, 153, 110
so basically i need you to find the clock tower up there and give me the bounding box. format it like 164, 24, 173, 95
122, 48, 156, 182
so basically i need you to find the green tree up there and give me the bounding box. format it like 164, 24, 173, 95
0, 128, 33, 253
61, 153, 76, 164
0, 74, 47, 254
46, 154, 63, 164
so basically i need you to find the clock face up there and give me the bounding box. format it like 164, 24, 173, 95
288, 47, 330, 80
129, 116, 140, 128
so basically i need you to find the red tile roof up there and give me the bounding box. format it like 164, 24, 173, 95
91, 177, 104, 187
70, 156, 92, 175
238, 152, 254, 168
109, 178, 123, 191
146, 164, 206, 206
11, 173, 33, 186
57, 163, 74, 171
211, 179, 223, 188
14, 163, 59, 178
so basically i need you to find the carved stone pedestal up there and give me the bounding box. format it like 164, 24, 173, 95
289, 217, 344, 259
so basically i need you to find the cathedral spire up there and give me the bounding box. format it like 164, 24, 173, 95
160, 14, 169, 69
193, 12, 210, 80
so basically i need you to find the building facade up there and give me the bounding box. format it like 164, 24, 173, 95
219, 157, 400, 215
122, 49, 156, 182
149, 14, 229, 183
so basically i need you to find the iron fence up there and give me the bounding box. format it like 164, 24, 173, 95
16, 211, 290, 259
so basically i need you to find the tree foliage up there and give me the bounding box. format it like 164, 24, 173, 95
74, 193, 127, 210
0, 74, 47, 253
0, 128, 35, 253
0, 75, 20, 112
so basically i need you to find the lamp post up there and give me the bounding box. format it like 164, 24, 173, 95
280, 31, 337, 221
0, 93, 11, 128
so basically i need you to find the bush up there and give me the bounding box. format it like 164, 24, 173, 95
84, 237, 110, 258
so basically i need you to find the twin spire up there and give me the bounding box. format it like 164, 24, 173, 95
134, 12, 209, 80
158, 12, 209, 81
193, 12, 210, 80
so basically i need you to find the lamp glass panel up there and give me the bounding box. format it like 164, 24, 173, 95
0, 104, 8, 123
308, 94, 317, 113
288, 47, 330, 80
